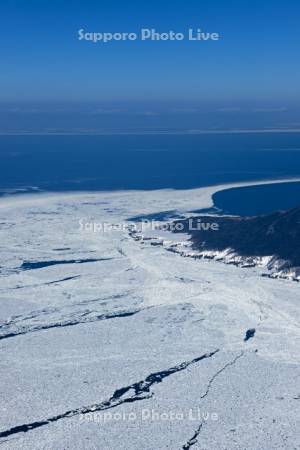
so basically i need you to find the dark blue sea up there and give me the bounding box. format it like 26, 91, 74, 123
1, 133, 300, 215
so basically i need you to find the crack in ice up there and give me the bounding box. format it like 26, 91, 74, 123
20, 258, 112, 271
182, 423, 203, 450
0, 275, 81, 291
181, 351, 244, 450
0, 350, 219, 440
0, 308, 141, 341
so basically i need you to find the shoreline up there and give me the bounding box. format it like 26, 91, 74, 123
1, 176, 300, 211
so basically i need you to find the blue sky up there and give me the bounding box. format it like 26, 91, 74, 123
1, 0, 300, 103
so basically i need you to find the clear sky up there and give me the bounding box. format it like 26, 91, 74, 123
1, 0, 300, 103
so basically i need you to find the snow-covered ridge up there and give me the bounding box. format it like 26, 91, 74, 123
127, 226, 300, 282
170, 247, 300, 282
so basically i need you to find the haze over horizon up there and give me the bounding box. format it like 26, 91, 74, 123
1, 0, 300, 101
1, 0, 300, 131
